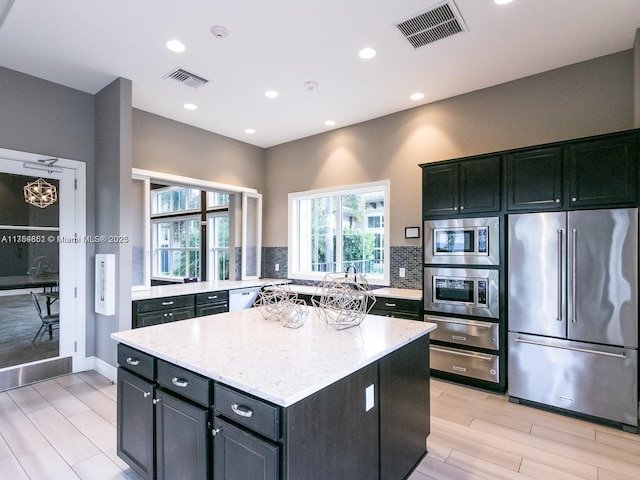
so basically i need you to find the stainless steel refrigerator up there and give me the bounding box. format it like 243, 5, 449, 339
508, 208, 639, 430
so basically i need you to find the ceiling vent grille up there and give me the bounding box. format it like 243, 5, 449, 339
162, 68, 209, 89
396, 1, 468, 49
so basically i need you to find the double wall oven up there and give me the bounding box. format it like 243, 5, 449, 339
423, 217, 504, 390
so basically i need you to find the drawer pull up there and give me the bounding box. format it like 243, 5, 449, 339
208, 295, 218, 300
143, 392, 151, 398
126, 357, 140, 366
162, 301, 174, 306
452, 365, 467, 372
385, 302, 396, 307
452, 335, 467, 341
231, 403, 254, 418
171, 377, 189, 388
212, 427, 223, 436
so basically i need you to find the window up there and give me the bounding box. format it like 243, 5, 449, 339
289, 181, 390, 284
151, 186, 230, 282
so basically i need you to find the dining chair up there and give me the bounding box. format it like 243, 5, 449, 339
31, 291, 60, 343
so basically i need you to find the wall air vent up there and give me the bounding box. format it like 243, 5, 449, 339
162, 68, 209, 89
396, 1, 468, 49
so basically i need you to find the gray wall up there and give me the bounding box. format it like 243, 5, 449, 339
263, 50, 635, 248
94, 78, 133, 366
132, 109, 265, 192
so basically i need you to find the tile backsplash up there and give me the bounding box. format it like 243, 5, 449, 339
260, 246, 421, 290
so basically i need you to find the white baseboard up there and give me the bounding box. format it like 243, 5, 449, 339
84, 355, 117, 383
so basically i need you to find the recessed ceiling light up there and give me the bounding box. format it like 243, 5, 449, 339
245, 128, 256, 134
210, 25, 229, 38
359, 47, 376, 60
265, 90, 279, 98
184, 103, 197, 110
495, 0, 513, 4
410, 92, 425, 101
324, 120, 336, 127
166, 40, 186, 53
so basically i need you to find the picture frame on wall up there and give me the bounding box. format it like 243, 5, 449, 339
405, 226, 420, 239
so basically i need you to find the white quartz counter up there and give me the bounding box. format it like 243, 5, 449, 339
281, 284, 422, 301
131, 279, 286, 301
112, 308, 435, 407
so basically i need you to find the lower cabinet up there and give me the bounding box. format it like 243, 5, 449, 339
369, 296, 421, 321
213, 417, 279, 480
117, 339, 430, 480
155, 389, 209, 480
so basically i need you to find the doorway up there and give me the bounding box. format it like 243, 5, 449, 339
0, 150, 86, 390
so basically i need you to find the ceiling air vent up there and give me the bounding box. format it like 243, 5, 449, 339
162, 68, 209, 89
396, 1, 468, 49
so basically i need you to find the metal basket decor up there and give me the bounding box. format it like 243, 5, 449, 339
253, 283, 309, 329
311, 267, 376, 330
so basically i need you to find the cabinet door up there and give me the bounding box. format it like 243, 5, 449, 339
117, 368, 155, 480
136, 306, 195, 328
459, 156, 501, 213
568, 134, 638, 207
422, 163, 459, 215
506, 147, 562, 210
155, 390, 209, 480
213, 417, 278, 480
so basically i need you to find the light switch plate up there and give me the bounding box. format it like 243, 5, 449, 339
365, 384, 375, 411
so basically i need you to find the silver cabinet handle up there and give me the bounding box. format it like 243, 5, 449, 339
143, 392, 151, 398
384, 303, 396, 307
153, 398, 161, 405
208, 295, 218, 300
557, 229, 563, 323
231, 403, 254, 418
571, 228, 577, 324
171, 377, 189, 388
162, 301, 174, 306
126, 357, 140, 366
514, 337, 626, 359
211, 427, 223, 436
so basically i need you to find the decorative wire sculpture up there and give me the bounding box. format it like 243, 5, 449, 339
254, 283, 309, 328
311, 266, 376, 330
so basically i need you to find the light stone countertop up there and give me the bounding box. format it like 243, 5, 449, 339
272, 284, 422, 301
131, 279, 286, 301
112, 307, 436, 407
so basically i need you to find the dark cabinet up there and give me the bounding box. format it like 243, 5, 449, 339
213, 417, 279, 480
133, 295, 195, 328
155, 389, 209, 480
369, 296, 421, 321
568, 134, 638, 207
423, 156, 500, 216
506, 147, 563, 211
195, 291, 229, 317
117, 345, 156, 480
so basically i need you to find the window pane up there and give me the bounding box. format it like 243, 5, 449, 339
187, 219, 200, 248
299, 196, 337, 273
214, 216, 229, 248
207, 192, 230, 207
152, 187, 200, 214
171, 250, 186, 277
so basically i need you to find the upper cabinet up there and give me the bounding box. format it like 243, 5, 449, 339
505, 147, 563, 211
567, 134, 638, 207
423, 156, 500, 216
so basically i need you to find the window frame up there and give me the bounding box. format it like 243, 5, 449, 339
288, 180, 390, 285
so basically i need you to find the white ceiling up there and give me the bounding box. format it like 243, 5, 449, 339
0, 0, 639, 148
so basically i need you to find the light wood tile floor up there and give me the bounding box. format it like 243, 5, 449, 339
409, 379, 640, 480
2, 372, 640, 479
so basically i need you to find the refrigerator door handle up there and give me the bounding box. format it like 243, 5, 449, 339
571, 228, 577, 324
557, 229, 563, 322
514, 337, 627, 359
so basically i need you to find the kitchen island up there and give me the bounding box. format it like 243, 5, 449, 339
112, 307, 435, 480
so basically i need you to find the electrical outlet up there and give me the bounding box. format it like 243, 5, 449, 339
399, 267, 405, 278
275, 263, 279, 271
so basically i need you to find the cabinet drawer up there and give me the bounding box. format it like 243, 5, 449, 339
370, 297, 419, 316
118, 344, 156, 381
195, 290, 229, 305
157, 361, 212, 406
135, 295, 194, 313
430, 345, 499, 383
426, 315, 499, 350
195, 304, 228, 317
214, 384, 280, 441
135, 306, 194, 328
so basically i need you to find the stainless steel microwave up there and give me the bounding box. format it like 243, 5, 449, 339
424, 267, 499, 318
424, 217, 499, 265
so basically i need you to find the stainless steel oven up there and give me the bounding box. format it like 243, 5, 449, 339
424, 217, 499, 265
424, 267, 499, 318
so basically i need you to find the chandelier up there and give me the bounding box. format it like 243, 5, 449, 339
24, 177, 58, 208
